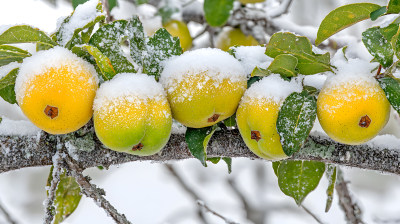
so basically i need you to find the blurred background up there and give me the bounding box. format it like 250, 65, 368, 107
1, 0, 400, 223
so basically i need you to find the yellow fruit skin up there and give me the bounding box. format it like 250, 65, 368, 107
237, 98, 287, 161
216, 28, 259, 51
19, 65, 97, 134
239, 0, 265, 4
167, 73, 247, 128
164, 20, 193, 52
94, 98, 172, 156
317, 79, 390, 145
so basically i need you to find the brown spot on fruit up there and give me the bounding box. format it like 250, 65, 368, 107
251, 130, 261, 142
359, 115, 371, 128
208, 114, 220, 123
44, 105, 58, 119
132, 143, 144, 151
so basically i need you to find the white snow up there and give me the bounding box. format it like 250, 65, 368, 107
57, 0, 104, 46
303, 74, 327, 90
365, 134, 400, 151
0, 62, 19, 80
0, 117, 40, 136
242, 74, 302, 103
160, 48, 246, 88
93, 73, 166, 112
15, 46, 98, 104
232, 46, 273, 75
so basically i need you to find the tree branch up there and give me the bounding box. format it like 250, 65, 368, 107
1, 130, 400, 176
197, 200, 239, 224
335, 168, 364, 224
43, 151, 63, 224
63, 153, 132, 224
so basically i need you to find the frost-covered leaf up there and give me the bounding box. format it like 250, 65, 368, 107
378, 76, 400, 114
370, 6, 387, 21
268, 54, 298, 77
266, 32, 332, 75
277, 91, 317, 156
362, 26, 395, 68
223, 114, 236, 127
89, 19, 144, 74
56, 0, 105, 48
0, 68, 18, 104
47, 167, 82, 224
388, 0, 400, 14
204, 0, 234, 27
185, 125, 218, 166
325, 164, 336, 212
143, 28, 182, 80
316, 3, 381, 45
82, 45, 116, 80
0, 25, 57, 47
0, 45, 31, 66
277, 160, 325, 205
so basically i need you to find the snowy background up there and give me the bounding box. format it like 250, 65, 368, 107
1, 0, 400, 223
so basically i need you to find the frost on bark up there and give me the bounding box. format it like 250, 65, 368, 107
1, 129, 400, 175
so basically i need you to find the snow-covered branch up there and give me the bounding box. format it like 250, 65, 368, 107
1, 130, 400, 176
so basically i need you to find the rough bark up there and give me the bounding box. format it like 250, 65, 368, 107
1, 129, 400, 175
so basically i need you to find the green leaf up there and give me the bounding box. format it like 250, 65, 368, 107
272, 161, 281, 176
0, 25, 57, 47
247, 76, 261, 88
316, 3, 381, 45
89, 19, 142, 74
277, 160, 325, 205
185, 125, 218, 166
135, 0, 148, 5
277, 91, 317, 156
47, 167, 82, 224
0, 45, 31, 66
56, 1, 105, 48
325, 164, 336, 213
207, 157, 221, 164
108, 0, 118, 11
266, 32, 332, 75
82, 45, 116, 80
0, 68, 18, 104
268, 54, 298, 77
378, 76, 400, 114
204, 0, 234, 27
0, 116, 2, 124
72, 0, 89, 8
388, 0, 400, 14
370, 6, 387, 21
143, 28, 182, 80
362, 27, 394, 68
222, 157, 232, 174
251, 67, 270, 77
223, 113, 236, 127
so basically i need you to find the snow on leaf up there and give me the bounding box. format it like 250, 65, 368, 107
315, 3, 381, 45
378, 76, 400, 114
89, 18, 144, 74
143, 28, 182, 80
325, 164, 336, 212
47, 167, 82, 224
0, 67, 18, 104
0, 25, 57, 47
362, 26, 396, 68
277, 160, 325, 206
185, 124, 218, 167
276, 91, 317, 156
55, 0, 105, 48
266, 32, 332, 75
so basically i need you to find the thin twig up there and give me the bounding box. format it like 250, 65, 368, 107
375, 65, 382, 78
102, 0, 113, 22
43, 151, 63, 224
192, 25, 209, 42
164, 164, 209, 224
197, 200, 239, 224
268, 0, 294, 18
336, 168, 364, 224
226, 178, 252, 217
301, 205, 325, 224
0, 199, 17, 224
63, 154, 131, 224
